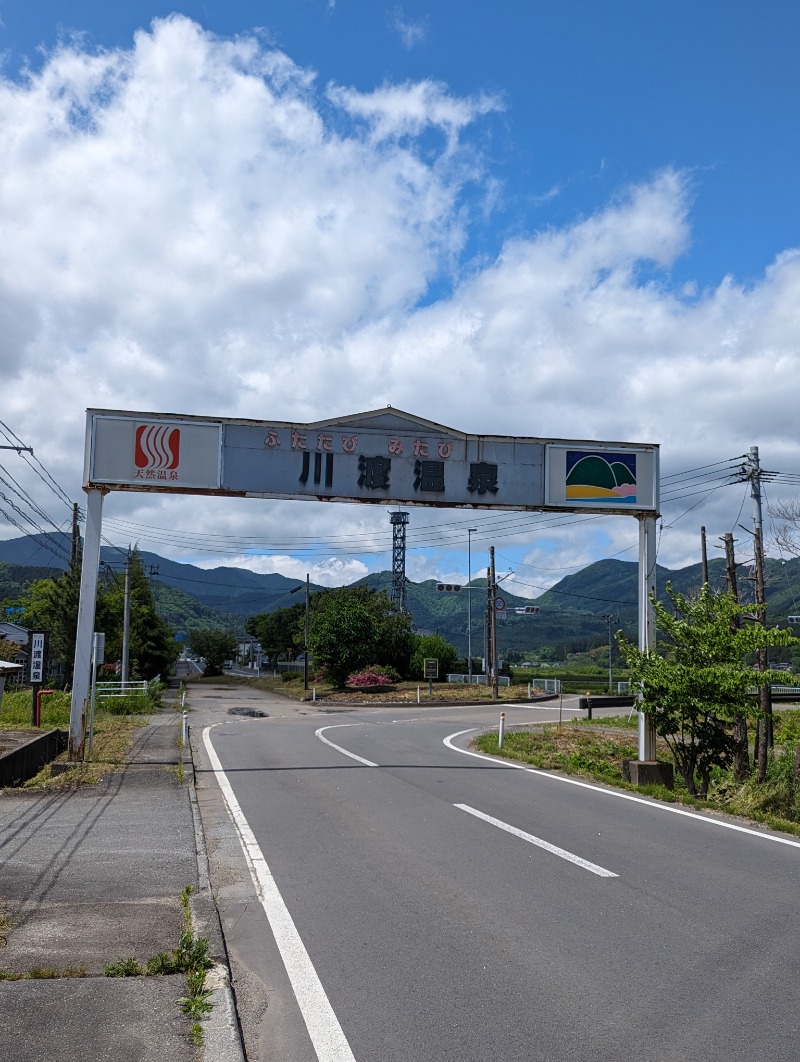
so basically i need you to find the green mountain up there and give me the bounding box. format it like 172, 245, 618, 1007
2, 532, 800, 658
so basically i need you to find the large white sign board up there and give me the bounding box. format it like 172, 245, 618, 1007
85, 407, 659, 515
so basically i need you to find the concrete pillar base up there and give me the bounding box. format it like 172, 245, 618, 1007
622, 759, 674, 789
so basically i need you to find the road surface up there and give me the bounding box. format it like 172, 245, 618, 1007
188, 682, 800, 1062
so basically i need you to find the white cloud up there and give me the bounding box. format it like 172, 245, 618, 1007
327, 78, 502, 145
390, 8, 429, 50
196, 553, 369, 587
0, 16, 799, 587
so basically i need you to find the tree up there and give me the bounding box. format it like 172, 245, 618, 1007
16, 560, 83, 684
14, 551, 180, 684
306, 586, 415, 687
94, 554, 179, 680
770, 498, 800, 558
617, 585, 798, 797
0, 638, 22, 663
410, 633, 460, 680
308, 594, 376, 687
188, 630, 238, 676
245, 603, 306, 663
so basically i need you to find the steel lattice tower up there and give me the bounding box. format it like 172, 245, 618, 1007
389, 510, 410, 612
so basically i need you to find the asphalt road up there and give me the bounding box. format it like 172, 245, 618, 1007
190, 686, 800, 1062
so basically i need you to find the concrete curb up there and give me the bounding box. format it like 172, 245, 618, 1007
295, 693, 560, 708
185, 726, 247, 1062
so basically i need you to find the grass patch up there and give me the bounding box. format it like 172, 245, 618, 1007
20, 716, 148, 790
0, 966, 88, 980
475, 725, 638, 786
0, 688, 72, 729
474, 720, 800, 837
570, 713, 639, 729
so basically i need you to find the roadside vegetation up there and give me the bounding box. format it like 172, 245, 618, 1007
192, 669, 552, 704
474, 585, 800, 838
475, 709, 800, 837
0, 685, 165, 788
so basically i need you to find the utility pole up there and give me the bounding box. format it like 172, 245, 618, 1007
722, 532, 739, 601
121, 551, 132, 685
602, 614, 617, 693
746, 446, 773, 775
700, 526, 708, 586
753, 525, 772, 777
488, 547, 498, 700
721, 532, 749, 780
71, 502, 81, 567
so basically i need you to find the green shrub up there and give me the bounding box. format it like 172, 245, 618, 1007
0, 689, 71, 728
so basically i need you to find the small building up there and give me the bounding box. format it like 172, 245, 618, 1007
0, 659, 24, 706
0, 621, 29, 685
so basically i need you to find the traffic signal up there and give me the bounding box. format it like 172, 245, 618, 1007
515, 605, 540, 614
436, 583, 462, 592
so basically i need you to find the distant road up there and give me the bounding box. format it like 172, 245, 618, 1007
193, 693, 800, 1062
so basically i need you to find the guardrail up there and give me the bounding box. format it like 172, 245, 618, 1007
96, 680, 148, 699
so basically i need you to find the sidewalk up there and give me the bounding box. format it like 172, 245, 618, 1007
0, 711, 245, 1062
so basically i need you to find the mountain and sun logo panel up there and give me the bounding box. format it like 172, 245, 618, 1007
565, 450, 637, 505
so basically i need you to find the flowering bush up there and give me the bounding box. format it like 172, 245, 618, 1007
346, 664, 399, 687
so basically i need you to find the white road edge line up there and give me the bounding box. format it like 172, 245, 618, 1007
202, 725, 358, 1062
443, 728, 800, 851
455, 803, 618, 878
316, 724, 377, 767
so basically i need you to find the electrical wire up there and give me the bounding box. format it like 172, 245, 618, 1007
0, 421, 73, 508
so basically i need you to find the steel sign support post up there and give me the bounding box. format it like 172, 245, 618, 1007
637, 514, 658, 761
69, 487, 105, 761
467, 528, 477, 681
304, 573, 310, 691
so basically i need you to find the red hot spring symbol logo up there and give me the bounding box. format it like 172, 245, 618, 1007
135, 425, 181, 471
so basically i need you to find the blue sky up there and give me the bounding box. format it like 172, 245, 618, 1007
5, 1, 798, 289
0, 2, 798, 594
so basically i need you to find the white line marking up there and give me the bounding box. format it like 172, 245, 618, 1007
202, 726, 358, 1062
455, 803, 618, 878
316, 724, 377, 767
443, 729, 800, 851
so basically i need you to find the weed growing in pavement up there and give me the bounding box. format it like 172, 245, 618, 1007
104, 957, 143, 977
0, 966, 88, 980
0, 898, 11, 944
177, 885, 215, 1045
103, 885, 215, 1045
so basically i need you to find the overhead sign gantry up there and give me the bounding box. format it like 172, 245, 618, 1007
71, 407, 660, 757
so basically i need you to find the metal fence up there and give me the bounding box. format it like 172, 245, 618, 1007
447, 673, 511, 687
96, 680, 149, 699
